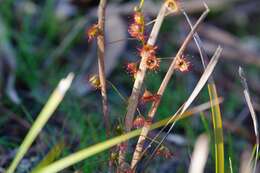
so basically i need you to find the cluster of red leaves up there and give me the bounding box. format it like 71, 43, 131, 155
155, 146, 173, 159
88, 74, 101, 89
139, 44, 160, 71
125, 62, 138, 78
140, 90, 161, 104
133, 115, 153, 129
175, 55, 191, 72
86, 23, 99, 42
139, 44, 157, 59
165, 0, 180, 13
116, 167, 134, 173
125, 44, 160, 77
133, 115, 145, 128
146, 56, 160, 71
128, 11, 145, 42
126, 9, 161, 78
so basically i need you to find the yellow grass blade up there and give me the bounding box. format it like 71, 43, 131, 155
31, 141, 65, 173
208, 83, 225, 173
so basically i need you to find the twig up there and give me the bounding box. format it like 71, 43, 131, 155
124, 0, 167, 133
118, 1, 168, 167
97, 0, 110, 138
182, 10, 207, 68
131, 5, 210, 168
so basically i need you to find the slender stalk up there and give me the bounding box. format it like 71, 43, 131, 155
239, 67, 259, 173
97, 0, 110, 138
96, 1, 112, 171
131, 6, 210, 168
119, 1, 168, 166
124, 0, 167, 133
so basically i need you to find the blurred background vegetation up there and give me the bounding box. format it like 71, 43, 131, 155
0, 0, 259, 172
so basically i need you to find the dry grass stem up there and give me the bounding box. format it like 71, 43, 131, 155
119, 1, 168, 167
131, 4, 210, 168
239, 67, 259, 173
97, 0, 110, 138
124, 1, 167, 133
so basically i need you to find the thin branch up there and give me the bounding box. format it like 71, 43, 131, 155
131, 5, 210, 168
97, 0, 110, 138
118, 1, 169, 167
124, 1, 167, 133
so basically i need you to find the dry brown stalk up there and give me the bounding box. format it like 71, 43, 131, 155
118, 1, 169, 167
124, 1, 167, 133
97, 0, 110, 137
131, 5, 210, 168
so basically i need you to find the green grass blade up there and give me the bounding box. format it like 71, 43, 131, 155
35, 100, 220, 173
31, 141, 65, 173
6, 73, 74, 173
229, 157, 234, 173
208, 84, 225, 173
